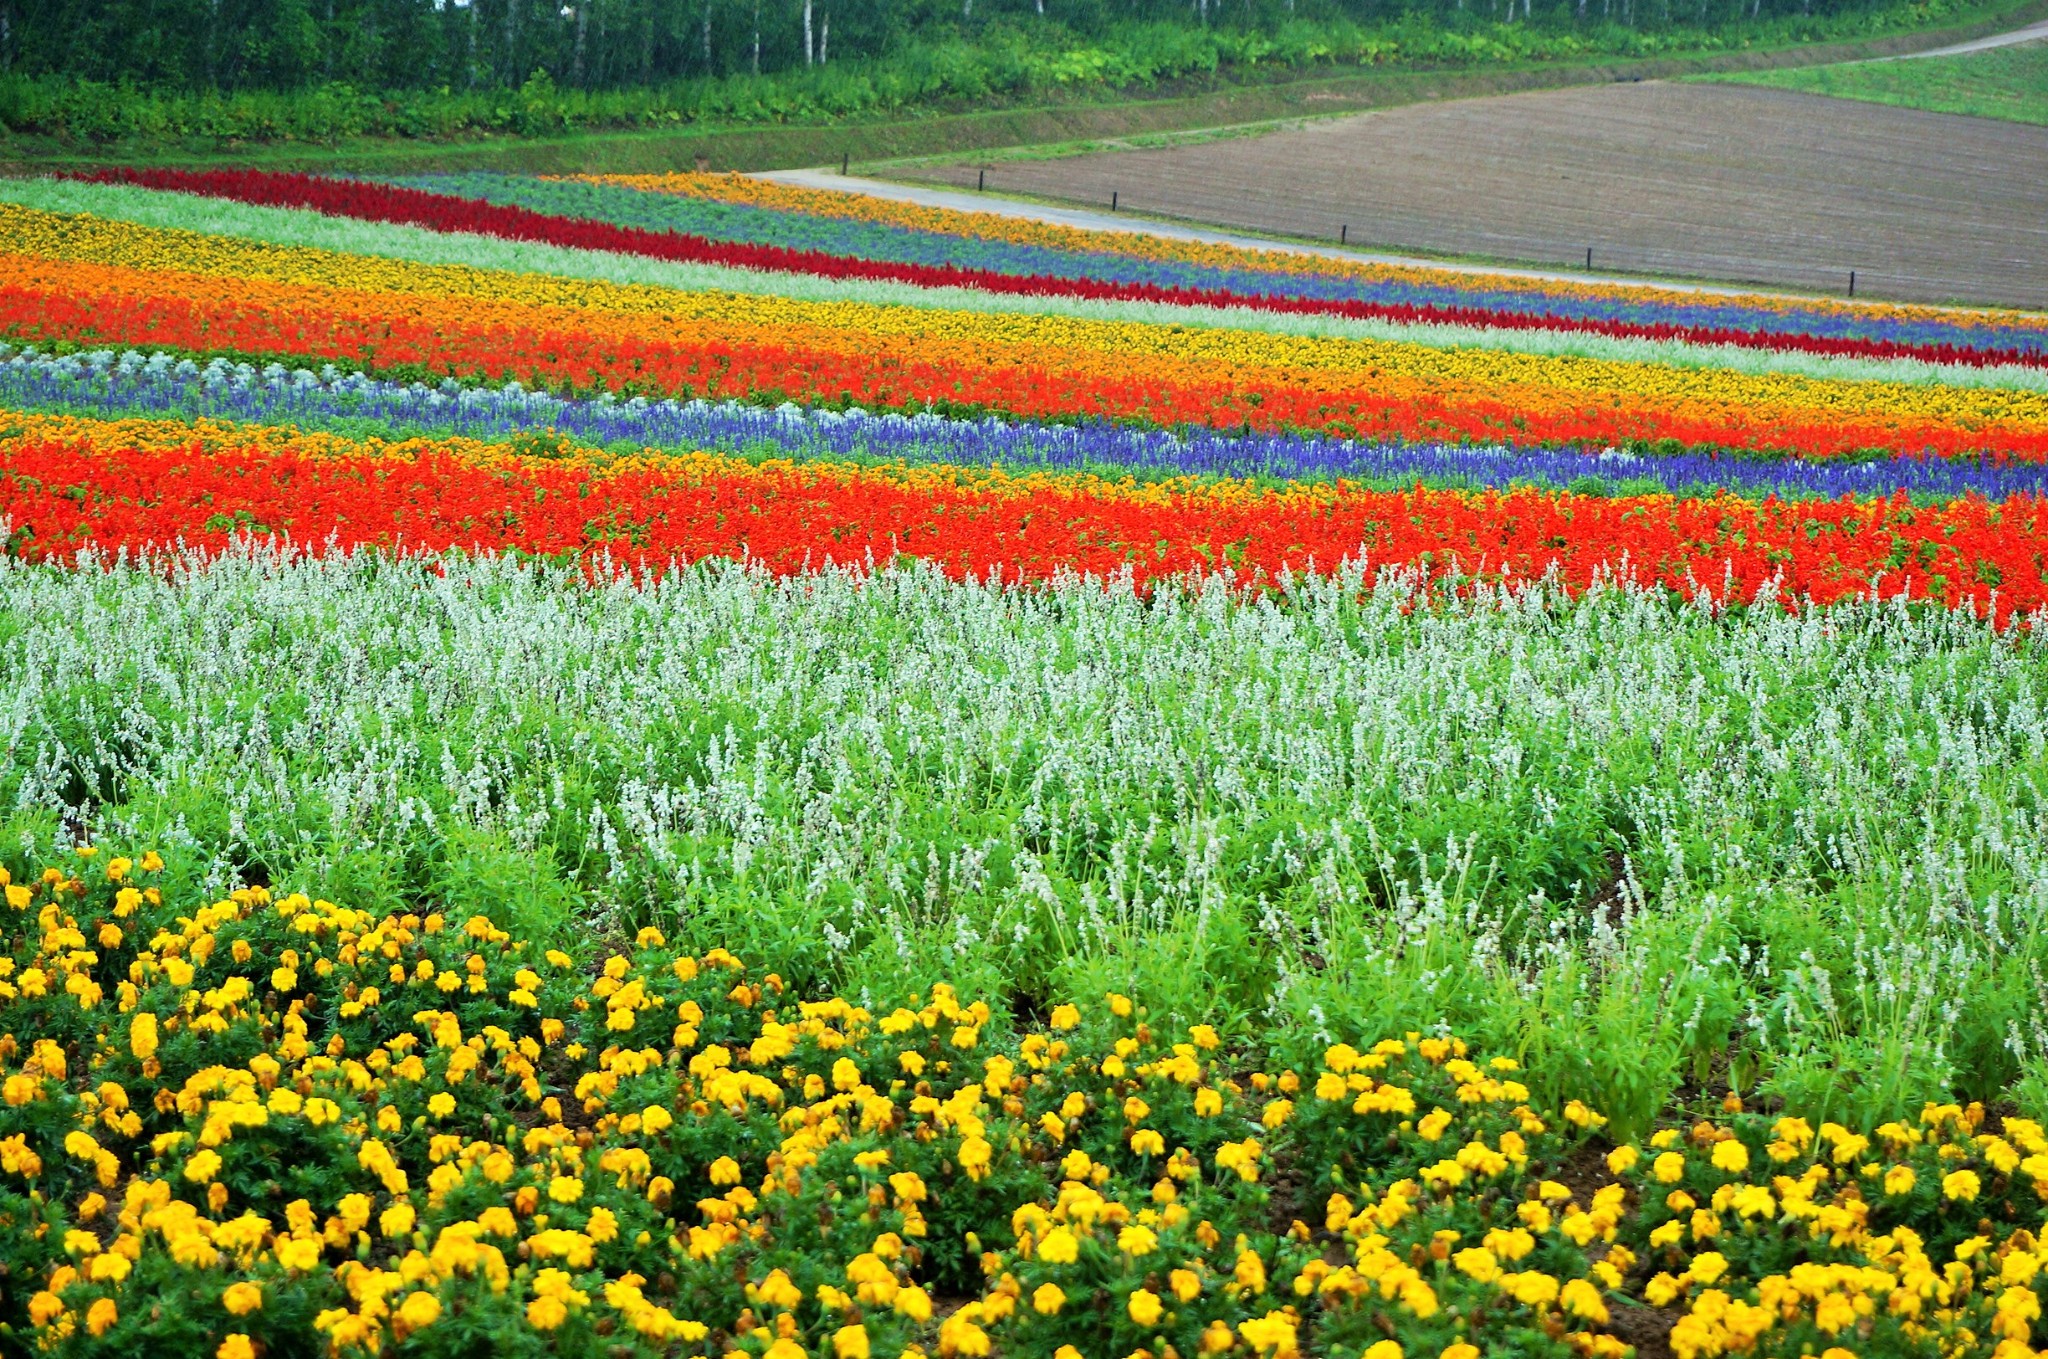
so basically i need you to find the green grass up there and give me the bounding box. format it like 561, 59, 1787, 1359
1710, 36, 2048, 122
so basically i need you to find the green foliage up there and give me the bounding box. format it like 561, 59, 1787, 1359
0, 0, 1993, 144
4, 550, 2048, 1141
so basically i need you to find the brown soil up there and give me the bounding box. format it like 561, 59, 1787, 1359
896, 81, 2048, 309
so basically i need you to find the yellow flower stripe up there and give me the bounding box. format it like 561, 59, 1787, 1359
6, 203, 2045, 443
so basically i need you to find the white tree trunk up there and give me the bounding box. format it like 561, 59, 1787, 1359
803, 0, 812, 66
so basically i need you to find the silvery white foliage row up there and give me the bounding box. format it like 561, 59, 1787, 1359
0, 544, 2044, 1121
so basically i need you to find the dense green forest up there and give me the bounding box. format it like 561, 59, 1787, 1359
0, 0, 1967, 91
0, 0, 1994, 142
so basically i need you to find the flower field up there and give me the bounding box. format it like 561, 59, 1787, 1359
2, 169, 2047, 1359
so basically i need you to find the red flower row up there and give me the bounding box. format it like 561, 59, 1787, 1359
4, 435, 2042, 621
83, 167, 2046, 373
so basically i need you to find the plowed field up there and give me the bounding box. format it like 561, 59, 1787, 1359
901, 81, 2048, 308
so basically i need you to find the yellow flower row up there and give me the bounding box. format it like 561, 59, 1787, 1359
7, 203, 2046, 436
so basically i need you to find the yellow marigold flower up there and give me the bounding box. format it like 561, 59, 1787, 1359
381, 1203, 417, 1239
1171, 1269, 1201, 1303
1234, 1249, 1267, 1296
1504, 1272, 1560, 1308
1119, 1224, 1159, 1256
1607, 1146, 1640, 1175
1884, 1165, 1916, 1196
1201, 1323, 1236, 1354
1442, 1347, 1480, 1359
1943, 1169, 1981, 1202
1033, 1283, 1065, 1314
396, 1292, 442, 1332
1710, 1140, 1750, 1174
428, 1092, 456, 1118
1686, 1252, 1729, 1286
763, 1341, 806, 1359
275, 1237, 322, 1272
217, 1335, 255, 1359
834, 1324, 871, 1359
1037, 1227, 1079, 1264
222, 1282, 264, 1316
183, 1148, 222, 1184
549, 1176, 583, 1203
1263, 1099, 1295, 1130
1643, 1273, 1685, 1307
1364, 1344, 1403, 1359
1130, 1129, 1166, 1156
1238, 1311, 1297, 1356
1560, 1278, 1610, 1324
526, 1296, 569, 1330
86, 1298, 118, 1337
1195, 1087, 1224, 1117
1454, 1247, 1500, 1283
1653, 1151, 1686, 1183
1814, 1292, 1858, 1334
895, 1286, 933, 1323
957, 1136, 992, 1181
709, 1157, 742, 1186
1049, 1005, 1080, 1030
1127, 1288, 1164, 1328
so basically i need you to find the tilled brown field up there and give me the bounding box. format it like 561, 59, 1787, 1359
899, 81, 2048, 309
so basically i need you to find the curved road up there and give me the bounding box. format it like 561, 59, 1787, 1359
756, 168, 1794, 300
1893, 14, 2048, 56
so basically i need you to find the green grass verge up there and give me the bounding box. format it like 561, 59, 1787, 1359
1708, 36, 2048, 122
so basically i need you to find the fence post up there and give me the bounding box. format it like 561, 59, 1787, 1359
1112, 191, 1118, 212
978, 169, 985, 192
1586, 247, 1593, 271
1849, 270, 1856, 297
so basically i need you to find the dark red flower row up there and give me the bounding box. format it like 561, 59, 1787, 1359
82, 167, 2048, 373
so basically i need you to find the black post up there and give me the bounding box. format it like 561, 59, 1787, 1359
1586, 247, 1593, 271
841, 153, 849, 176
1111, 191, 1118, 212
977, 169, 985, 192
1849, 270, 1856, 297
1340, 224, 1348, 245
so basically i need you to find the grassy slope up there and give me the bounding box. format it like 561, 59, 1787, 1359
1711, 36, 2048, 122
1, 0, 2044, 174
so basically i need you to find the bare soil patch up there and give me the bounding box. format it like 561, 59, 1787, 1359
897, 81, 2048, 309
